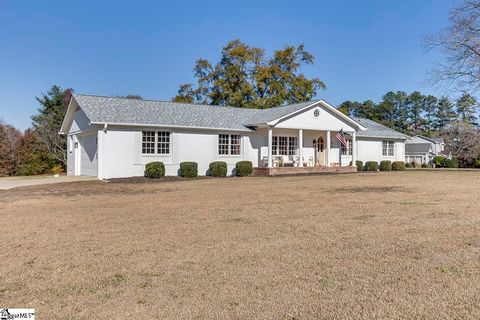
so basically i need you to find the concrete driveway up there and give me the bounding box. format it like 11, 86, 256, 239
0, 175, 96, 190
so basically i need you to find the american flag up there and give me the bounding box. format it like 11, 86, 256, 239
336, 129, 348, 148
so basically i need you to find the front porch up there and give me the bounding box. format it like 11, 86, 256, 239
252, 165, 357, 176
255, 126, 357, 174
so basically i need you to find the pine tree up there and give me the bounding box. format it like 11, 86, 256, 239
456, 93, 478, 125
435, 96, 456, 130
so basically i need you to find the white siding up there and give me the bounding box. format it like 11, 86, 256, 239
101, 127, 248, 179
356, 138, 405, 164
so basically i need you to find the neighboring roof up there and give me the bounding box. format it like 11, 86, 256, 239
352, 117, 410, 140
410, 135, 444, 144
405, 143, 434, 154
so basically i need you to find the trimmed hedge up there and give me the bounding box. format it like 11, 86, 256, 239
405, 162, 412, 168
145, 161, 165, 179
235, 161, 253, 177
379, 160, 392, 171
356, 160, 363, 172
392, 161, 406, 171
179, 162, 198, 178
209, 161, 227, 177
365, 161, 378, 172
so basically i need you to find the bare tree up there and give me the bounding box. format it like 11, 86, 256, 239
426, 0, 480, 92
441, 120, 480, 164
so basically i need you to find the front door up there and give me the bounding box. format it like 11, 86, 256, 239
317, 137, 325, 165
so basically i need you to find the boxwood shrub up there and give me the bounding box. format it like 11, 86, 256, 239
355, 160, 363, 172
179, 162, 198, 178
209, 161, 227, 177
144, 161, 165, 179
235, 161, 253, 177
405, 162, 412, 168
379, 160, 392, 171
392, 161, 406, 171
365, 161, 378, 172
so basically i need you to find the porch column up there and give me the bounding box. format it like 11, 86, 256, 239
298, 129, 303, 167
267, 126, 273, 168
326, 130, 331, 166
352, 131, 357, 165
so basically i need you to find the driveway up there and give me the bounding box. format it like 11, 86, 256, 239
0, 175, 96, 190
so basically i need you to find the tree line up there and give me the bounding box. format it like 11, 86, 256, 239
337, 91, 479, 136
0, 86, 71, 176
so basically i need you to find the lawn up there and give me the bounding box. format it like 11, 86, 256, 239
1, 171, 479, 319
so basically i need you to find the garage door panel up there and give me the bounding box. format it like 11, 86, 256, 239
80, 135, 98, 177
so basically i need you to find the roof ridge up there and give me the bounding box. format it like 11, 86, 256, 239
73, 93, 320, 111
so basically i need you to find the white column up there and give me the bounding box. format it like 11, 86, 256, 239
352, 131, 357, 165
267, 126, 273, 168
298, 129, 303, 167
326, 130, 331, 167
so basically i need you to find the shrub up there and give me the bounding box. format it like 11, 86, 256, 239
474, 159, 480, 168
405, 162, 412, 168
355, 160, 363, 172
442, 158, 458, 168
365, 161, 378, 172
209, 161, 227, 177
421, 163, 428, 168
235, 161, 253, 176
379, 160, 392, 171
144, 162, 165, 179
433, 155, 445, 167
50, 164, 64, 175
180, 162, 198, 178
392, 161, 406, 171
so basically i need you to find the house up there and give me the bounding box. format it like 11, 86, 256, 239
59, 94, 409, 179
405, 135, 447, 164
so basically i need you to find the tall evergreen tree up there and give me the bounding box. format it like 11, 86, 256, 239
455, 93, 478, 125
435, 96, 456, 130
31, 85, 72, 168
407, 91, 426, 132
423, 95, 438, 135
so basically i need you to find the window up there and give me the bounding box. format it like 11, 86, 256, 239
157, 131, 170, 154
382, 141, 395, 156
142, 131, 170, 155
218, 134, 241, 155
272, 136, 297, 156
279, 136, 288, 156
288, 137, 297, 156
272, 137, 279, 156
341, 139, 353, 156
142, 131, 156, 154
230, 135, 241, 155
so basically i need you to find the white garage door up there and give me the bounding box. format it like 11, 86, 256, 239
80, 134, 98, 177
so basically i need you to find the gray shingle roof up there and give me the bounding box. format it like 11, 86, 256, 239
71, 94, 406, 139
405, 143, 434, 154
352, 117, 409, 140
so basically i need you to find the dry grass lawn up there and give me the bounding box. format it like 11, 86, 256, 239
1, 171, 479, 319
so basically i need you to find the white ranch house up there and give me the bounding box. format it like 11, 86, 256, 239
60, 94, 409, 179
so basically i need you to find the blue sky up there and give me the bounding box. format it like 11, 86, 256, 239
0, 0, 453, 130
